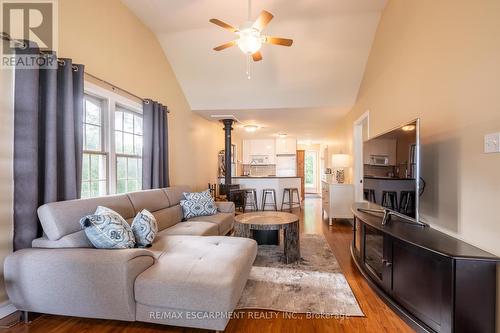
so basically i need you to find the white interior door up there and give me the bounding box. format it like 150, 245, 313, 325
353, 111, 369, 202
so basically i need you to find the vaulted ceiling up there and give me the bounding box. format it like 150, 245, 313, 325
122, 0, 387, 141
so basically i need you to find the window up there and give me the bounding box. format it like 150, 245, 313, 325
81, 96, 107, 198
81, 83, 143, 198
115, 106, 143, 193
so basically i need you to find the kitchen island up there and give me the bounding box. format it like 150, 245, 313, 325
219, 176, 301, 210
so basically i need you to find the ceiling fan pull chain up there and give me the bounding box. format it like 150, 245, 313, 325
246, 54, 251, 79
248, 0, 251, 21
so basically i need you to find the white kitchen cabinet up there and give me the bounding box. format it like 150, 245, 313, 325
243, 139, 276, 164
276, 138, 297, 155
321, 181, 354, 225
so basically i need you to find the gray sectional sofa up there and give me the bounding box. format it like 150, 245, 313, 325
4, 185, 257, 331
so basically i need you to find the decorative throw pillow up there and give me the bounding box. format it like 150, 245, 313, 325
180, 198, 217, 219
183, 189, 212, 201
131, 209, 158, 248
79, 206, 135, 249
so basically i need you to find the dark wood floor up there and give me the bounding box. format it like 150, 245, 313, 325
4, 197, 413, 333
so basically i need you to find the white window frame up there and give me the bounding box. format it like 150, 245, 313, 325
84, 81, 143, 196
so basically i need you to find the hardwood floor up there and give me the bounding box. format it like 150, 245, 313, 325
5, 197, 413, 333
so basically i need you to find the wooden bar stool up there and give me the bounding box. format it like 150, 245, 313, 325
244, 188, 259, 211
381, 191, 398, 211
261, 189, 278, 211
281, 187, 301, 212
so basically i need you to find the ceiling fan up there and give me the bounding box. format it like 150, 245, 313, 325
209, 0, 293, 78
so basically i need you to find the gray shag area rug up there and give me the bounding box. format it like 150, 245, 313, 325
236, 234, 364, 316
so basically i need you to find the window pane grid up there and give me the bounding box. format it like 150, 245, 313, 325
116, 155, 142, 194
81, 152, 108, 198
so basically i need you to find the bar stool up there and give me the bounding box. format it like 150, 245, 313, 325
364, 189, 376, 203
399, 190, 416, 216
261, 189, 278, 211
381, 191, 398, 211
244, 188, 259, 211
281, 187, 301, 212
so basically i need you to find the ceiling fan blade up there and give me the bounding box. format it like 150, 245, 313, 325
265, 36, 293, 47
252, 51, 263, 62
209, 18, 238, 32
213, 41, 236, 51
252, 10, 274, 31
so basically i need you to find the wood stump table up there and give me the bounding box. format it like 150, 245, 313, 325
234, 211, 300, 264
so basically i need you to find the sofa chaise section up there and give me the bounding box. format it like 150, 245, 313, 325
136, 235, 257, 330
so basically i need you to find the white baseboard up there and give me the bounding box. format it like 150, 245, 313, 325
0, 301, 17, 319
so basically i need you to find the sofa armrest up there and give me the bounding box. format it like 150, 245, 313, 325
4, 248, 154, 321
215, 201, 235, 213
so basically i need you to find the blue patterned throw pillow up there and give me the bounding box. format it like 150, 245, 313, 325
180, 198, 217, 219
79, 206, 135, 249
183, 189, 212, 201
131, 209, 158, 248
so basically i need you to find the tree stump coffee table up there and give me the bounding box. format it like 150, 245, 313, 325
234, 211, 300, 264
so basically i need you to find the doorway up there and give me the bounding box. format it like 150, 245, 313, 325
305, 150, 319, 193
353, 111, 369, 202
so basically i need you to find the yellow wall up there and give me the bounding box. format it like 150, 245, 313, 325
58, 0, 223, 190
330, 0, 500, 329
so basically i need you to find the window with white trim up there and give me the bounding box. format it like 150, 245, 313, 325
81, 83, 143, 198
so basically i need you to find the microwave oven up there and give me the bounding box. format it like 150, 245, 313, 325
369, 155, 389, 166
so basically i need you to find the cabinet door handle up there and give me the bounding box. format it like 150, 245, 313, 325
382, 259, 392, 267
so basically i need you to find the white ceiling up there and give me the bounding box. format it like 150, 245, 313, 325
122, 0, 387, 142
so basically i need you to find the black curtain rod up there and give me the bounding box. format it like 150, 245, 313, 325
1, 32, 170, 113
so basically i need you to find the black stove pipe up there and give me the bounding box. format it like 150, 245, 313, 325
222, 119, 234, 186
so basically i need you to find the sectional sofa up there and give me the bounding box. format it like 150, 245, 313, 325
4, 186, 258, 331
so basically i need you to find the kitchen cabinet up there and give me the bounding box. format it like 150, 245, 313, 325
276, 138, 297, 155
363, 138, 397, 165
243, 139, 275, 164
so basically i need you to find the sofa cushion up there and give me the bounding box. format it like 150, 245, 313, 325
151, 205, 183, 231
38, 194, 135, 241
183, 189, 212, 201
163, 186, 191, 206
180, 199, 217, 219
156, 222, 218, 237
135, 236, 257, 312
131, 210, 158, 247
126, 189, 170, 214
79, 209, 135, 249
189, 213, 234, 235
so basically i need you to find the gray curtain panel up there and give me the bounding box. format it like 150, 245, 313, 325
142, 100, 169, 189
13, 46, 84, 250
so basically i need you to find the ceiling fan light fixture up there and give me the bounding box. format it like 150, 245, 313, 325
237, 27, 263, 54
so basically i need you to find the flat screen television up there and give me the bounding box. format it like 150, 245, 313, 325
362, 119, 424, 225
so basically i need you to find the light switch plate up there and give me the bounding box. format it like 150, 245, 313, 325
484, 132, 500, 153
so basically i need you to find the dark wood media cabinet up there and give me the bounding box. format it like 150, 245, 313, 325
351, 202, 499, 333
